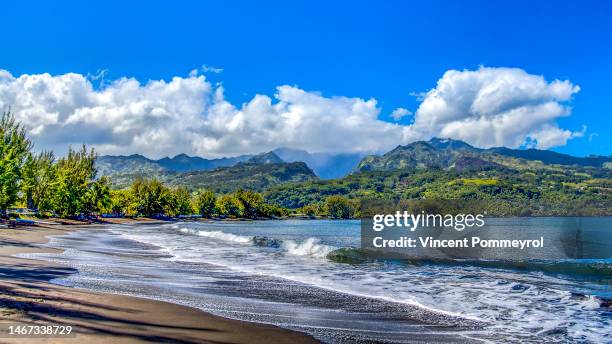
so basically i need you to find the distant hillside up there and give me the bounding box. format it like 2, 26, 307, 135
99, 148, 365, 185
97, 154, 166, 175
487, 147, 612, 167
96, 154, 173, 188
168, 161, 318, 193
98, 153, 251, 174
273, 147, 365, 179
97, 153, 253, 187
356, 138, 612, 173
157, 153, 250, 172
266, 140, 611, 215
98, 139, 611, 193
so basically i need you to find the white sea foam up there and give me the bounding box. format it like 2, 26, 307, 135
179, 227, 252, 244
176, 226, 335, 259
282, 238, 335, 258
99, 222, 611, 343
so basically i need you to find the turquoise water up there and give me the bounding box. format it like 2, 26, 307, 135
24, 218, 612, 343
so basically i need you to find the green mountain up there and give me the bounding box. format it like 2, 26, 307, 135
244, 151, 284, 164
97, 153, 251, 175
97, 139, 611, 216
96, 154, 174, 188
99, 151, 316, 191
167, 161, 318, 193
487, 147, 611, 167
97, 153, 254, 188
157, 153, 250, 172
266, 138, 611, 216
97, 154, 166, 175
356, 138, 612, 172
99, 148, 367, 182
357, 141, 459, 171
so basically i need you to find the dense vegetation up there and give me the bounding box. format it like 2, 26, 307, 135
264, 138, 611, 217
111, 178, 289, 218
165, 160, 317, 193
265, 163, 611, 216
0, 111, 112, 217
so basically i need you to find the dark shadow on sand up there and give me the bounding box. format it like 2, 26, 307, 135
0, 264, 230, 344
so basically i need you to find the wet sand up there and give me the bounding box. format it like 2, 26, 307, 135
0, 222, 319, 344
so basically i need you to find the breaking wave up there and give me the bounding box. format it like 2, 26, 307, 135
177, 226, 334, 259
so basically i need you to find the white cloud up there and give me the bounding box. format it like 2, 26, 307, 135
408, 66, 583, 149
0, 66, 585, 158
390, 107, 412, 120
0, 69, 403, 157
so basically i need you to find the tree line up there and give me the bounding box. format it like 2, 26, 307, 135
1, 110, 359, 219
110, 179, 289, 218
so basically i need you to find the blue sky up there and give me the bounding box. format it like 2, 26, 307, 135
1, 0, 610, 157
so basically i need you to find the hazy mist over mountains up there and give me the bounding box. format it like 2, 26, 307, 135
272, 148, 365, 179
98, 148, 366, 180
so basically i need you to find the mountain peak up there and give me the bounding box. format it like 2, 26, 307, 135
246, 151, 284, 164
356, 137, 612, 173
427, 137, 477, 151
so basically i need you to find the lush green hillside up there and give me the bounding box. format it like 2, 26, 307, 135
97, 152, 284, 189
488, 147, 611, 167
265, 165, 611, 216
97, 154, 167, 176
167, 161, 318, 193
357, 141, 469, 171
266, 139, 611, 216
156, 153, 250, 172
355, 138, 611, 173
96, 154, 175, 188
97, 153, 253, 187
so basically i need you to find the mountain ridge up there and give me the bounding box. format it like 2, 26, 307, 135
97, 138, 611, 189
355, 138, 611, 173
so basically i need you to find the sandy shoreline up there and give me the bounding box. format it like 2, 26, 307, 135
0, 222, 319, 344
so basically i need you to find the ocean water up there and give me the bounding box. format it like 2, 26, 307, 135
22, 219, 612, 343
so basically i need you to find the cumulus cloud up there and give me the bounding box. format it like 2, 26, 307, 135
408, 66, 583, 149
0, 66, 585, 158
0, 69, 405, 157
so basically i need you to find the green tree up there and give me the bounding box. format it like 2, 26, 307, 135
166, 186, 193, 216
83, 176, 112, 214
109, 189, 133, 215
259, 203, 288, 217
53, 145, 97, 217
22, 151, 57, 212
0, 111, 32, 211
193, 189, 216, 217
300, 203, 323, 217
235, 189, 264, 218
130, 178, 172, 217
216, 194, 243, 217
325, 195, 355, 219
